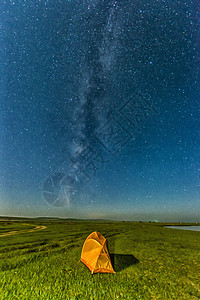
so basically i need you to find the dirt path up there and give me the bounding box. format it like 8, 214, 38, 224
0, 224, 46, 237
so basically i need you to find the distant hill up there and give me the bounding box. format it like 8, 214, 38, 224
0, 216, 111, 222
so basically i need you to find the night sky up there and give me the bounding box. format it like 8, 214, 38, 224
1, 0, 199, 221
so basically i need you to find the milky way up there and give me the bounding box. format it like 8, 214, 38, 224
68, 1, 126, 182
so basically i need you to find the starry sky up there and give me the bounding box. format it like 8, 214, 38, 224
1, 0, 199, 221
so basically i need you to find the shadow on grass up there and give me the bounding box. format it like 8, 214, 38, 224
110, 253, 139, 272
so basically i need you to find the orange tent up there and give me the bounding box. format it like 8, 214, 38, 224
81, 231, 115, 274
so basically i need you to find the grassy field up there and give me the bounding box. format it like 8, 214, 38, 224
0, 219, 200, 300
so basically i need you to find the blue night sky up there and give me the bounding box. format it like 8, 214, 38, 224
1, 0, 200, 221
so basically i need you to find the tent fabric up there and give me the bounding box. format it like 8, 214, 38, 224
81, 231, 115, 274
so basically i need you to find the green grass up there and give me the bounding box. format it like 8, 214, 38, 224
0, 222, 34, 234
0, 220, 200, 299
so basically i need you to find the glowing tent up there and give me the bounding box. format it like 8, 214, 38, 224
81, 231, 115, 274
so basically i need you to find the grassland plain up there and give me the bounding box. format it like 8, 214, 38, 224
0, 219, 200, 300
